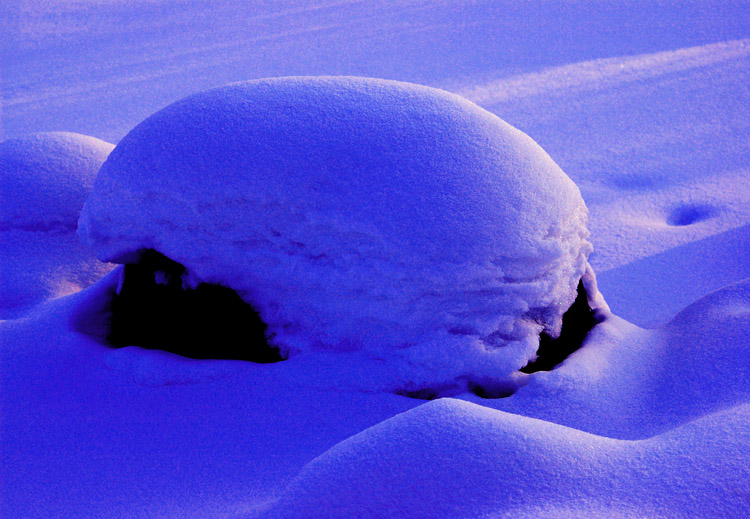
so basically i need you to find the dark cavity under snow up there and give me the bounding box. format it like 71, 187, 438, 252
105, 250, 596, 390
520, 279, 598, 374
108, 249, 284, 363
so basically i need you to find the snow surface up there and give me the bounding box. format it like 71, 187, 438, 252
2, 2, 750, 518
0, 132, 114, 318
459, 38, 750, 276
78, 76, 594, 394
261, 398, 750, 519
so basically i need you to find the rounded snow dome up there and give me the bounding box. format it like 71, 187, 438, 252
1, 132, 113, 230
79, 77, 597, 394
1, 132, 115, 318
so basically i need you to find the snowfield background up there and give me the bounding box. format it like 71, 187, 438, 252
2, 1, 749, 518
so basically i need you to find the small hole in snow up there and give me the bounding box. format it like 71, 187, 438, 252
520, 279, 597, 373
666, 204, 715, 226
107, 249, 285, 363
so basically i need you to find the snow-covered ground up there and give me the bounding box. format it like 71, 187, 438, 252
2, 2, 749, 518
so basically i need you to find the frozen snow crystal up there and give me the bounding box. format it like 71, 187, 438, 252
79, 76, 595, 394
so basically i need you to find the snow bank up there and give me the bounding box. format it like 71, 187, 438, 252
0, 132, 114, 318
258, 398, 750, 519
598, 224, 750, 327
79, 76, 594, 393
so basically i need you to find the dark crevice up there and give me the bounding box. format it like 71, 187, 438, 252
468, 380, 516, 399
520, 279, 597, 373
105, 250, 594, 376
396, 388, 444, 401
397, 378, 517, 401
395, 381, 469, 401
396, 280, 598, 400
108, 249, 285, 363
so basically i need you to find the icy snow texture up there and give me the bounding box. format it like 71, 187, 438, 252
79, 76, 592, 392
0, 132, 114, 318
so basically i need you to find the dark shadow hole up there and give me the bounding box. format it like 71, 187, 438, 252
395, 280, 598, 400
395, 381, 468, 401
108, 249, 285, 363
666, 204, 715, 226
395, 388, 443, 401
397, 379, 517, 401
468, 380, 516, 399
520, 279, 597, 373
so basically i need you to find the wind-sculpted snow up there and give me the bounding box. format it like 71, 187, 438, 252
258, 398, 750, 519
2, 268, 747, 519
0, 132, 114, 318
79, 77, 595, 393
459, 39, 750, 274
599, 225, 750, 327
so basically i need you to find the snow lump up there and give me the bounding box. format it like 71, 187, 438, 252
0, 132, 114, 318
78, 76, 598, 395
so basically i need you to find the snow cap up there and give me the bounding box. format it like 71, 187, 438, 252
79, 77, 592, 393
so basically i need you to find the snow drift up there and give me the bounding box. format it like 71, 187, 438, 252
0, 132, 114, 318
258, 398, 750, 519
79, 76, 598, 394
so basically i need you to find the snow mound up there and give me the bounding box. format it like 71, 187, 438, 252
1, 132, 115, 318
79, 76, 594, 393
259, 398, 750, 519
1, 132, 113, 232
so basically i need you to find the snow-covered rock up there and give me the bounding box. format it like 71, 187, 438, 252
0, 132, 115, 318
79, 76, 597, 393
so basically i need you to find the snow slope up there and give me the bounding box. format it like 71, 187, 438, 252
2, 265, 747, 518
598, 224, 750, 327
261, 398, 750, 519
4, 1, 750, 143
1, 272, 419, 518
459, 39, 750, 275
2, 2, 750, 518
